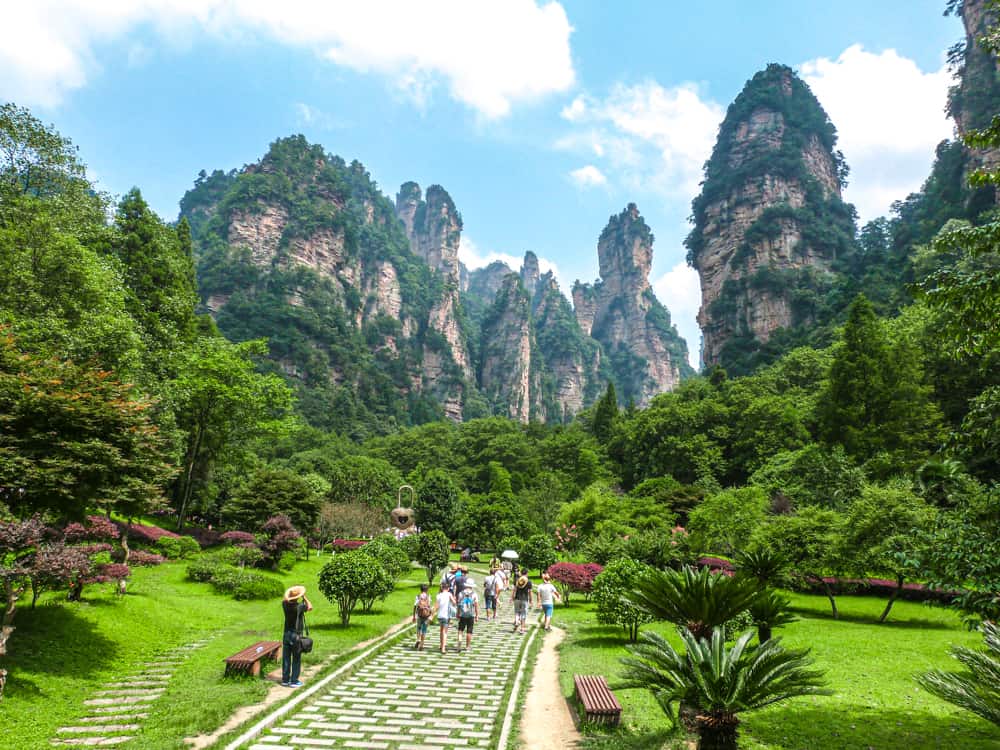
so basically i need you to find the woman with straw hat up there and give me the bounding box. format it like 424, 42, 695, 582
281, 585, 312, 687
511, 575, 532, 635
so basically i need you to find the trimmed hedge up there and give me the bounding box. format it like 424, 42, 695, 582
185, 557, 284, 600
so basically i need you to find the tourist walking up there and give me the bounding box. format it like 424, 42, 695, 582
436, 582, 456, 654
412, 583, 433, 650
456, 578, 479, 652
281, 585, 312, 687
483, 569, 499, 622
535, 572, 562, 631
511, 575, 532, 634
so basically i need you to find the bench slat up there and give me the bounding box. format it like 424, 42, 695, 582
574, 674, 621, 725
224, 641, 281, 677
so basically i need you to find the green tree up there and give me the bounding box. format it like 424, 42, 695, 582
520, 534, 556, 575
591, 382, 619, 443
328, 456, 403, 511
749, 444, 864, 510
686, 487, 769, 555
165, 337, 294, 529
224, 467, 321, 533
818, 294, 941, 472
415, 469, 460, 537
838, 481, 936, 623
411, 530, 449, 584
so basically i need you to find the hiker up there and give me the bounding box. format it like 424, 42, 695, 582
281, 585, 313, 687
535, 572, 562, 631
450, 565, 465, 599
441, 562, 458, 588
511, 575, 532, 634
483, 569, 499, 622
435, 581, 456, 654
412, 582, 433, 650
456, 578, 479, 652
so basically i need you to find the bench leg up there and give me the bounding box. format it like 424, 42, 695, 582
251, 660, 261, 677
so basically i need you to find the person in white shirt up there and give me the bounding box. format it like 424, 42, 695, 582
435, 582, 456, 654
534, 572, 562, 631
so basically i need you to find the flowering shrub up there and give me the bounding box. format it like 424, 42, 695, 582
259, 515, 300, 570
553, 523, 579, 553
128, 550, 167, 567
698, 556, 736, 573
89, 563, 131, 583
547, 561, 604, 603
64, 516, 120, 543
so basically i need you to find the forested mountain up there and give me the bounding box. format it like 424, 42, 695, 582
180, 145, 690, 435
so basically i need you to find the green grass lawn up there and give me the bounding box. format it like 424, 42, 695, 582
553, 592, 1000, 750
3, 554, 425, 750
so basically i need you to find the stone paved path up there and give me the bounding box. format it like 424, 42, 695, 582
241, 592, 534, 750
50, 636, 214, 746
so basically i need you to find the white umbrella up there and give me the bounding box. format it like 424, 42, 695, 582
500, 549, 519, 560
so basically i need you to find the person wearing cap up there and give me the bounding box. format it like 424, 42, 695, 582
281, 585, 312, 687
511, 575, 533, 634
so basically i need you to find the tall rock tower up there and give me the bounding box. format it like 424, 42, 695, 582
686, 64, 857, 373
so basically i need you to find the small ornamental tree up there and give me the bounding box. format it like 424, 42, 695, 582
593, 557, 654, 642
520, 534, 557, 575
258, 515, 300, 570
319, 550, 391, 626
359, 563, 395, 613
413, 530, 449, 584
547, 562, 603, 603
29, 543, 90, 606
1, 516, 44, 656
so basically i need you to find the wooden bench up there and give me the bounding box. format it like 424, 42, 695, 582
574, 674, 622, 726
224, 640, 281, 677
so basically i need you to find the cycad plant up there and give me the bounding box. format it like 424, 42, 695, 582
732, 548, 787, 587
916, 621, 1000, 728
748, 589, 797, 643
628, 565, 762, 639
619, 628, 830, 750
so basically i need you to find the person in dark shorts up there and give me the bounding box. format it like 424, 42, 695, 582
281, 585, 312, 687
455, 579, 479, 652
511, 575, 532, 634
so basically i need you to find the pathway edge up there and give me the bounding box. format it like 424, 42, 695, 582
496, 625, 539, 750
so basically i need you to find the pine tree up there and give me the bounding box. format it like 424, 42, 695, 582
592, 382, 619, 443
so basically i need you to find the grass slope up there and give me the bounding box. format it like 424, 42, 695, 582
554, 592, 1000, 750
3, 555, 424, 750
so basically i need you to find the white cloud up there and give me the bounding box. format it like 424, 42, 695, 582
800, 45, 953, 222
459, 236, 568, 294
569, 164, 607, 188
0, 0, 575, 118
294, 102, 348, 130
557, 80, 724, 198
652, 262, 702, 369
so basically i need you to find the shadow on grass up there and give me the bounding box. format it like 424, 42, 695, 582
3, 602, 118, 678
790, 604, 954, 630
578, 728, 679, 750
745, 703, 1000, 749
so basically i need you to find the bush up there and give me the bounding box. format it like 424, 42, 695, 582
156, 536, 182, 559
330, 539, 369, 552
364, 536, 411, 580
547, 562, 603, 603
496, 535, 525, 558
123, 523, 179, 544
210, 568, 285, 600
520, 534, 557, 575
128, 550, 167, 567
177, 536, 201, 558
319, 550, 392, 625
259, 515, 301, 570
412, 531, 449, 584
593, 557, 655, 642
220, 530, 256, 546
581, 531, 628, 565
186, 556, 224, 582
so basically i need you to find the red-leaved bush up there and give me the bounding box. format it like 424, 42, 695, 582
697, 556, 735, 573
77, 543, 114, 557
128, 550, 167, 567
547, 562, 604, 603
87, 563, 131, 583
121, 524, 179, 543
220, 531, 256, 547
330, 539, 369, 551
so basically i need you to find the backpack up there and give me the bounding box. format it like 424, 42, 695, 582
459, 591, 476, 617
484, 575, 496, 597
416, 593, 432, 619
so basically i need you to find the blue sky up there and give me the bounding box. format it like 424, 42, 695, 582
1, 1, 962, 365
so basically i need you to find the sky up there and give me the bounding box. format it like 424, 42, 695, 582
0, 1, 963, 366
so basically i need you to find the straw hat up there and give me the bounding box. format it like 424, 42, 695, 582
449, 562, 459, 571
283, 585, 306, 602
517, 576, 528, 587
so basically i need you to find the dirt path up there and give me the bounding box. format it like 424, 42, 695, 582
519, 626, 581, 750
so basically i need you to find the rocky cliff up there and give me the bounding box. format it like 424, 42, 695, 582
574, 204, 692, 405
949, 0, 1000, 175
686, 64, 857, 374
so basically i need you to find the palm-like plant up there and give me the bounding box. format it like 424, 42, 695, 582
916, 621, 1000, 727
619, 627, 830, 750
748, 589, 797, 643
733, 548, 787, 587
628, 565, 762, 639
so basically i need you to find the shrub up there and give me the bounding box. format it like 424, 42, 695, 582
123, 523, 179, 544
186, 556, 224, 582
547, 562, 603, 603
593, 558, 655, 641
580, 531, 627, 565
156, 536, 182, 559
364, 536, 411, 580
87, 563, 130, 583
177, 536, 201, 559
210, 568, 285, 600
220, 530, 256, 546
128, 550, 166, 567
496, 535, 525, 558
520, 534, 557, 575
221, 544, 264, 569
259, 515, 301, 570
330, 539, 369, 552
411, 531, 449, 584
319, 550, 391, 625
